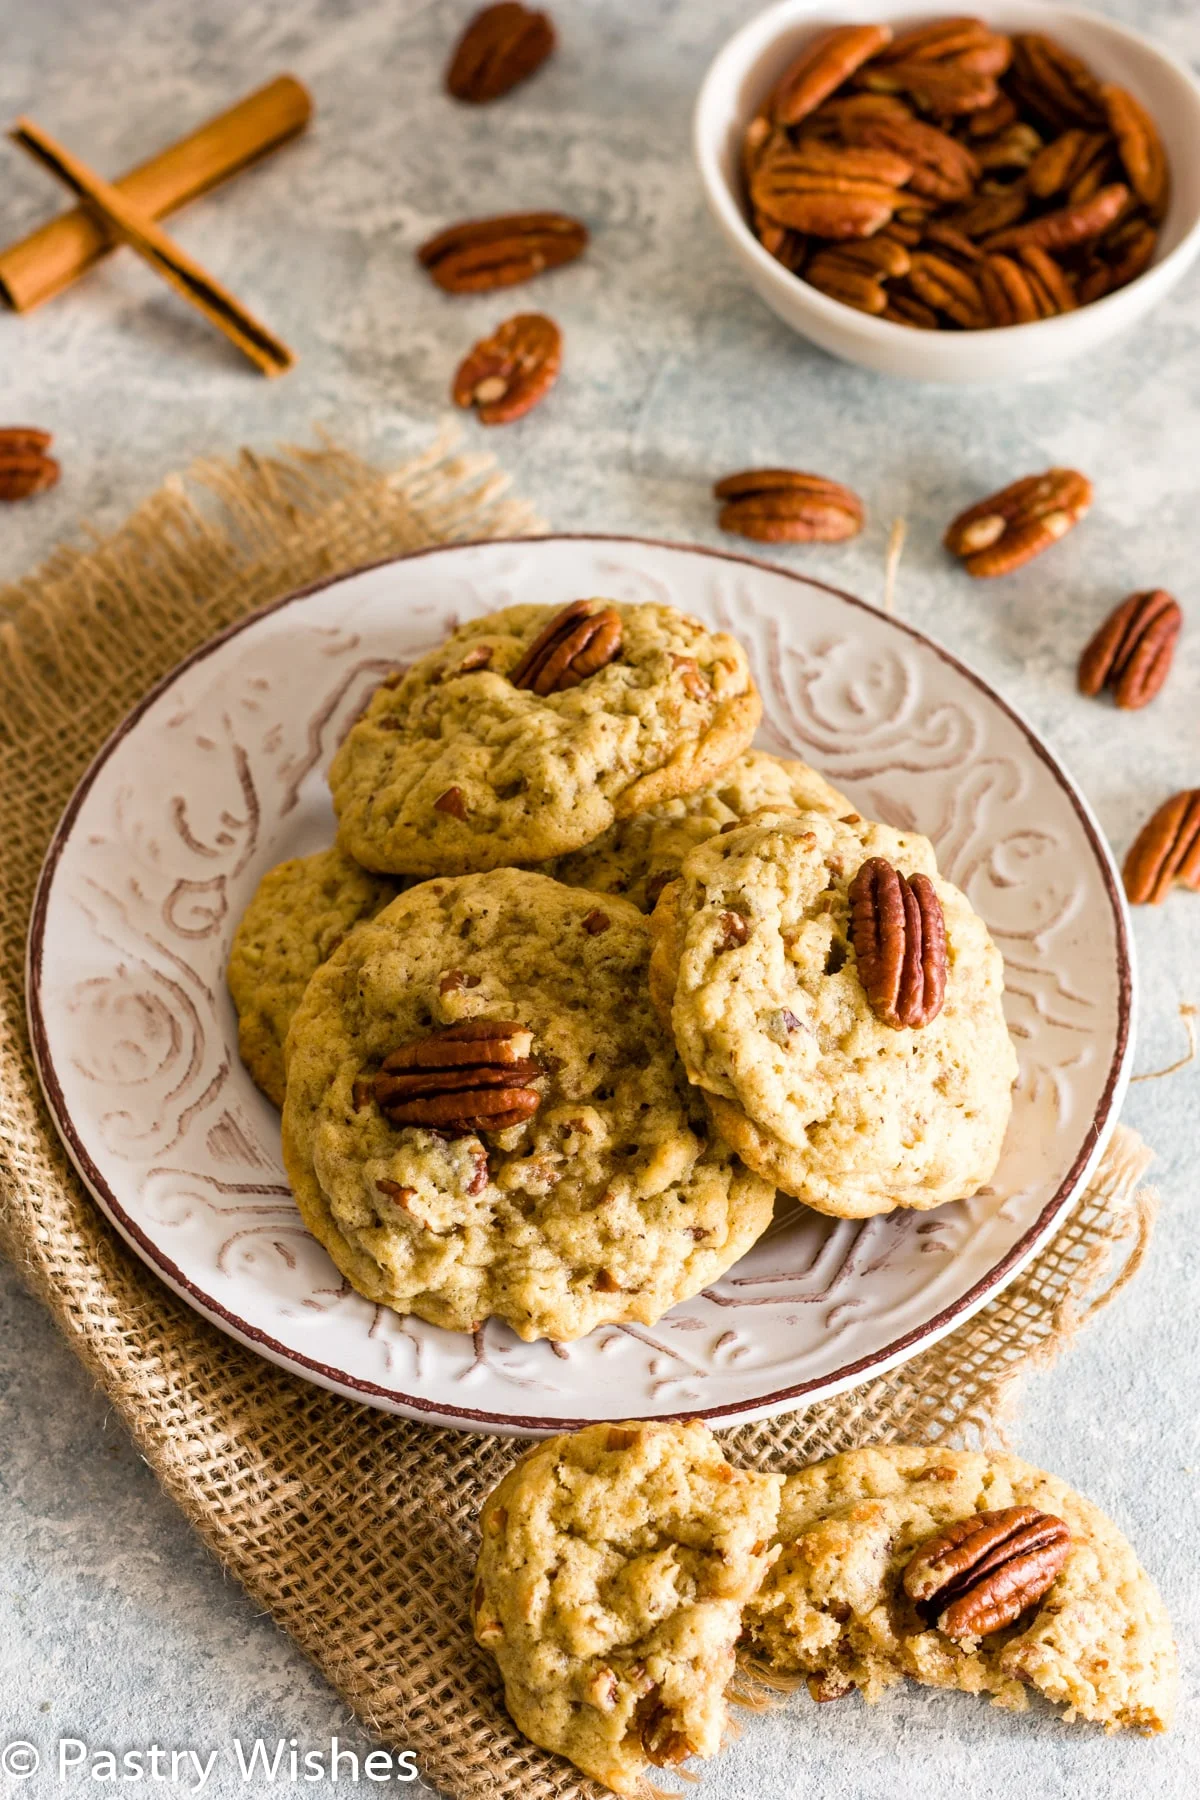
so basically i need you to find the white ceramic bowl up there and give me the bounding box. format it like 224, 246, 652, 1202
694, 0, 1200, 381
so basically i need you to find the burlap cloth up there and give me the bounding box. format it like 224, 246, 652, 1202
0, 437, 1159, 1800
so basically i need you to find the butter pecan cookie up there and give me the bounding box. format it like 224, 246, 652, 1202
281, 870, 776, 1340
328, 599, 761, 876
474, 1419, 783, 1795
742, 1444, 1177, 1734
649, 808, 1016, 1216
548, 748, 851, 912
227, 848, 401, 1106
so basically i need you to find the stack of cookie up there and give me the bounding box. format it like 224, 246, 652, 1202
228, 596, 1018, 1343
471, 1420, 1176, 1794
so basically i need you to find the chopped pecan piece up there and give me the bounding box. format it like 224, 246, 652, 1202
634, 1689, 695, 1767
0, 426, 59, 501
849, 857, 946, 1030
714, 468, 864, 543
374, 1019, 542, 1134
944, 469, 1092, 577
1123, 791, 1200, 905
582, 908, 611, 935
769, 24, 894, 126
716, 910, 750, 952
670, 653, 710, 701
509, 599, 623, 693
1078, 590, 1182, 710
903, 1506, 1072, 1640
606, 1425, 639, 1451
375, 1178, 419, 1212
445, 3, 555, 103
434, 786, 468, 819
452, 312, 562, 424
416, 211, 587, 293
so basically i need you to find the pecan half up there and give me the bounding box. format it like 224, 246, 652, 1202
1077, 214, 1158, 303
903, 1506, 1072, 1640
452, 312, 561, 424
848, 857, 947, 1030
858, 58, 999, 117
839, 111, 979, 203
373, 1019, 542, 1133
714, 468, 864, 543
1025, 128, 1107, 200
1102, 83, 1169, 214
1123, 791, 1200, 905
417, 211, 587, 293
805, 251, 888, 314
983, 182, 1129, 255
949, 187, 1027, 240
0, 426, 59, 501
967, 92, 1019, 137
944, 469, 1092, 577
445, 4, 555, 103
1078, 590, 1182, 710
906, 249, 987, 328
873, 18, 1012, 77
1009, 34, 1104, 129
509, 599, 623, 694
750, 140, 912, 239
973, 121, 1042, 171
769, 24, 894, 127
980, 248, 1075, 324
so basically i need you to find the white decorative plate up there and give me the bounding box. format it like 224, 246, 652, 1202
28, 537, 1133, 1435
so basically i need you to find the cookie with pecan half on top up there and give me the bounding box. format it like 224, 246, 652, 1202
328, 599, 761, 877
742, 1443, 1176, 1734
648, 807, 1016, 1217
281, 869, 775, 1341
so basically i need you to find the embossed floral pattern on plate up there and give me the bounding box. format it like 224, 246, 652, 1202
27, 537, 1133, 1435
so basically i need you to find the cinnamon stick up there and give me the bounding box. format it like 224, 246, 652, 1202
10, 117, 295, 377
0, 76, 311, 312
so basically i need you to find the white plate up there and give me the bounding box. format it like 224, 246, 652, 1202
28, 537, 1133, 1435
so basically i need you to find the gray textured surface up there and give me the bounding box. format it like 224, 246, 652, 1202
1, 0, 1198, 1794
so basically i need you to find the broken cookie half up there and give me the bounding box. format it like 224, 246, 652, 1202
741, 1444, 1177, 1736
472, 1420, 782, 1796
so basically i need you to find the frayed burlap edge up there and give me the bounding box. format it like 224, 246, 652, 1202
0, 437, 1157, 1800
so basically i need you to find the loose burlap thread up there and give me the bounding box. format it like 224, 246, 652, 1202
0, 437, 1158, 1800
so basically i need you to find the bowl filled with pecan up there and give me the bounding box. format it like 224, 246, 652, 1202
694, 0, 1200, 380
